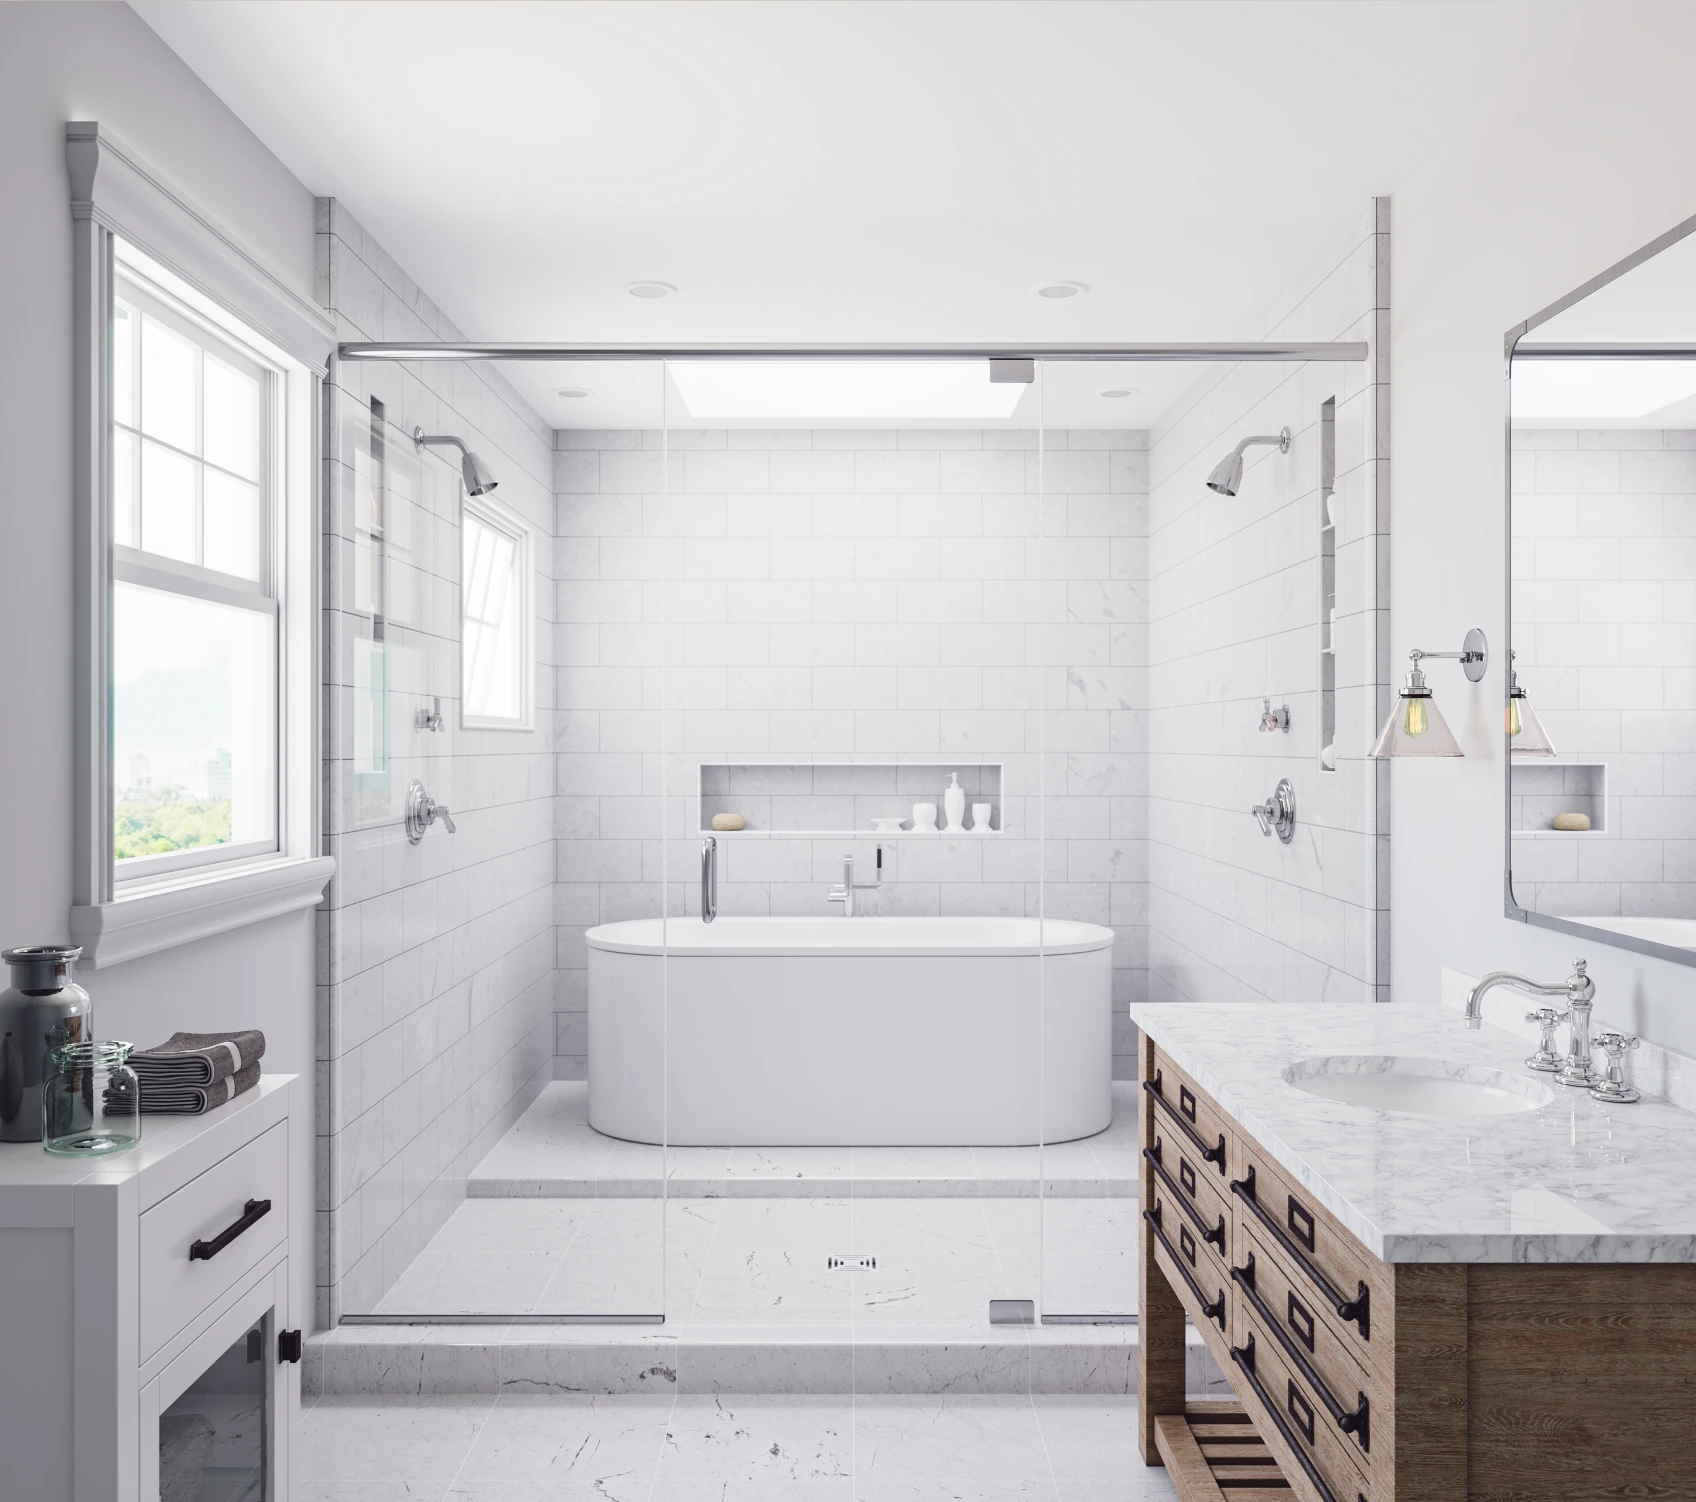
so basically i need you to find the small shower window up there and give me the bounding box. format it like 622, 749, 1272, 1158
461, 494, 534, 730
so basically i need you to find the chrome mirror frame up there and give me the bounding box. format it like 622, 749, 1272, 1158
1503, 207, 1696, 969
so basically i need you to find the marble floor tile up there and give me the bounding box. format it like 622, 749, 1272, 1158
299, 1396, 490, 1481
690, 1247, 855, 1321
655, 1395, 855, 1484
854, 1396, 1056, 1482
451, 1395, 669, 1498
850, 1199, 996, 1251
724, 1145, 857, 1182
375, 1252, 563, 1316
424, 1199, 589, 1254
708, 1196, 853, 1249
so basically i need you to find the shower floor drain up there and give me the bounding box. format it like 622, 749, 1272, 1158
827, 1254, 877, 1270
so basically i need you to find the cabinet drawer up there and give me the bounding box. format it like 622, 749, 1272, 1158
1147, 1047, 1231, 1188
1147, 1124, 1233, 1279
1235, 1216, 1380, 1476
1145, 1185, 1229, 1343
1230, 1132, 1377, 1361
1233, 1291, 1377, 1502
139, 1121, 288, 1363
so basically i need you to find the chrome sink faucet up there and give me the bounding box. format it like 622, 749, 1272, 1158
1464, 958, 1598, 1088
827, 847, 883, 917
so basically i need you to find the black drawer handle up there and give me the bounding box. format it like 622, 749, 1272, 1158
1229, 1336, 1340, 1502
1230, 1167, 1370, 1339
1142, 1145, 1226, 1250
1288, 1292, 1316, 1352
1232, 1254, 1371, 1452
1288, 1381, 1316, 1445
189, 1198, 271, 1262
277, 1329, 303, 1364
1144, 1073, 1226, 1171
1142, 1203, 1225, 1331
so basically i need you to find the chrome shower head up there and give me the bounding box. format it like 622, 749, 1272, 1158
414, 427, 499, 496
1205, 426, 1290, 496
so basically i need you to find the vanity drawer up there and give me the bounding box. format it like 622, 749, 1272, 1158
1230, 1132, 1378, 1363
1145, 1183, 1229, 1344
139, 1121, 288, 1363
1232, 1293, 1378, 1502
1147, 1047, 1231, 1187
1147, 1124, 1233, 1277
1234, 1216, 1380, 1475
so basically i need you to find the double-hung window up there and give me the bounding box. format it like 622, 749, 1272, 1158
110, 269, 281, 877
66, 121, 337, 967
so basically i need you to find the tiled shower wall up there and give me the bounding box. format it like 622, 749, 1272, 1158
1511, 426, 1696, 916
1145, 199, 1391, 1004
315, 202, 558, 1323
552, 427, 1149, 1078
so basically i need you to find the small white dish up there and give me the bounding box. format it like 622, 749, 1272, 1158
871, 817, 905, 834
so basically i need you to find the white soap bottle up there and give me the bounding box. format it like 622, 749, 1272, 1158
943, 772, 965, 833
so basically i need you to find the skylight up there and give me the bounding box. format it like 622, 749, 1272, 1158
1512, 357, 1696, 421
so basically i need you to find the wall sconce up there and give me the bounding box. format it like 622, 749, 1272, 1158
1506, 651, 1557, 757
1369, 629, 1488, 759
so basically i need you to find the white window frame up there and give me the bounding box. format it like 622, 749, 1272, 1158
111, 265, 285, 883
67, 122, 336, 967
459, 492, 536, 732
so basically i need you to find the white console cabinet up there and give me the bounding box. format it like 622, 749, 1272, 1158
0, 1076, 299, 1502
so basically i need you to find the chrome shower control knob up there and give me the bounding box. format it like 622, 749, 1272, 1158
1590, 1032, 1641, 1104
1525, 1007, 1567, 1073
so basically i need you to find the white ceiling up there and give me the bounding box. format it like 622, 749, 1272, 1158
134, 0, 1550, 429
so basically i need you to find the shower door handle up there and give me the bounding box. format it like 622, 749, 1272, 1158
701, 836, 718, 924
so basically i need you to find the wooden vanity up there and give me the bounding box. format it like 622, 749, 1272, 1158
1136, 1031, 1696, 1502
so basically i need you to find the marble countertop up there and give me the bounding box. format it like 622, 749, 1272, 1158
1126, 1001, 1696, 1263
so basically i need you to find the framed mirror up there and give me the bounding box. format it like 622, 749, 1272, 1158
1506, 211, 1696, 964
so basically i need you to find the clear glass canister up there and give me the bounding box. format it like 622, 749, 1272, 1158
43, 1040, 141, 1157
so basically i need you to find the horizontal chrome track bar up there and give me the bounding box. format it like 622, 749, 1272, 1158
1515, 342, 1696, 358
336, 340, 1368, 363
339, 1313, 666, 1326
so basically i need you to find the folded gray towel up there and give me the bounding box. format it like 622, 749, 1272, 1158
159, 1410, 215, 1502
137, 1060, 262, 1115
131, 1030, 266, 1087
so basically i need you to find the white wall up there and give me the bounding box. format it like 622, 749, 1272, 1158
317, 204, 557, 1321
1392, 3, 1696, 1057
0, 1, 322, 1329
1146, 204, 1390, 1006
554, 426, 1149, 1079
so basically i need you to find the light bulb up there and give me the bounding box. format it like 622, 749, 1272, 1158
1507, 696, 1523, 737
1402, 695, 1428, 738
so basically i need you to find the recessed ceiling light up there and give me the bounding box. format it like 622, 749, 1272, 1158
1035, 281, 1088, 299
1100, 387, 1139, 399
555, 387, 593, 399
626, 281, 676, 299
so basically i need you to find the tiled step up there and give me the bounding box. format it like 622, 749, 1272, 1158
307, 1321, 1229, 1397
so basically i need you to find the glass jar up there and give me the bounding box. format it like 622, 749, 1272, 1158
43, 1040, 141, 1157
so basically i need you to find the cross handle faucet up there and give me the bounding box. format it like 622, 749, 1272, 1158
1464, 958, 1598, 1088
827, 847, 884, 917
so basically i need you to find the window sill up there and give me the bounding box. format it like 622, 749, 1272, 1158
70, 854, 336, 969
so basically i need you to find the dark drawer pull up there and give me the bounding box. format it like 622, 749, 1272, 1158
1142, 1145, 1226, 1250
1230, 1166, 1370, 1339
1288, 1197, 1317, 1253
1229, 1336, 1340, 1502
1232, 1254, 1370, 1452
1288, 1381, 1316, 1444
1144, 1073, 1226, 1171
1142, 1203, 1225, 1331
1288, 1292, 1316, 1352
1179, 1157, 1197, 1197
1179, 1084, 1199, 1123
277, 1329, 303, 1364
189, 1198, 271, 1262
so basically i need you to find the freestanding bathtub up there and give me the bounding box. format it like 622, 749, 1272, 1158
585, 916, 1115, 1147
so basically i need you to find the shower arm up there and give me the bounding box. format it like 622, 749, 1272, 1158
414, 429, 469, 457
1230, 431, 1291, 459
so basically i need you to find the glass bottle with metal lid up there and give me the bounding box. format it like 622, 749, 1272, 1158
0, 945, 94, 1143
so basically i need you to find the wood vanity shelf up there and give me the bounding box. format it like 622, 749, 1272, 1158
1134, 1019, 1696, 1502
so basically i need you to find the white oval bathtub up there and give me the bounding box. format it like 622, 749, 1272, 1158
586, 916, 1115, 1147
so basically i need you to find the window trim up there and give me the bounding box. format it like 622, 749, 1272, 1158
459, 491, 536, 732
66, 121, 337, 967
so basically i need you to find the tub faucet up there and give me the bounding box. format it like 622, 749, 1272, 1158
701, 836, 717, 924
828, 847, 883, 917
1464, 958, 1598, 1087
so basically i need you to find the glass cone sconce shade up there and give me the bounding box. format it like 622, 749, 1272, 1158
1369, 629, 1487, 759
1507, 652, 1557, 757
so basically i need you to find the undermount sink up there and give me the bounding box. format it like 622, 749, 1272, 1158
1282, 1055, 1558, 1119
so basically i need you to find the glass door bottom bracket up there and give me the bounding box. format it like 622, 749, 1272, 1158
340, 1313, 667, 1326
